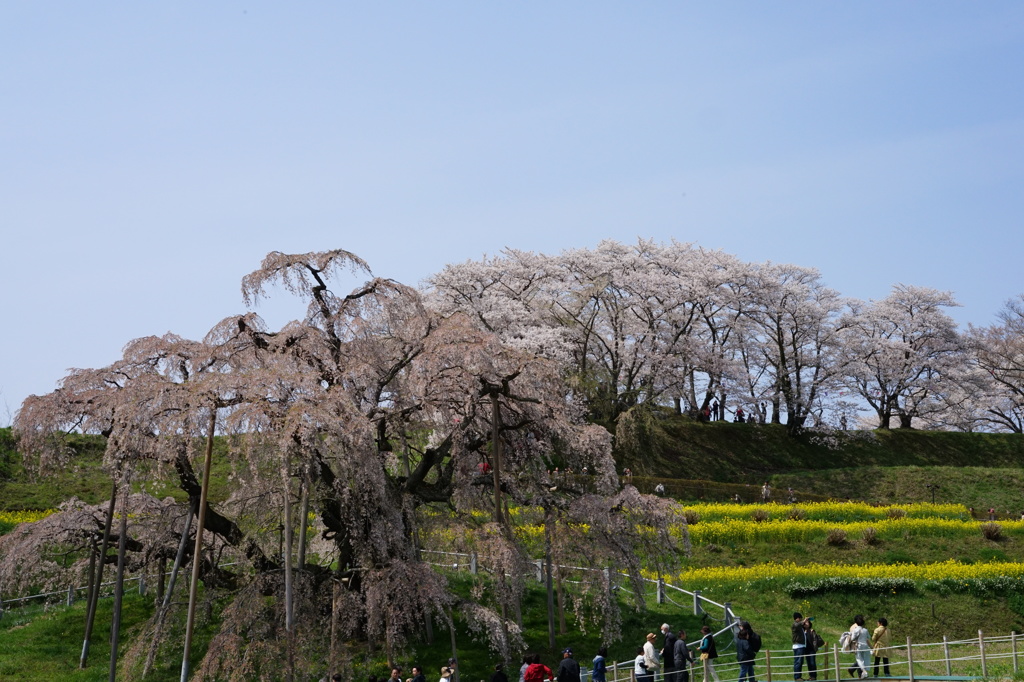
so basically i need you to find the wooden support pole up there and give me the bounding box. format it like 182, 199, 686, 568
109, 484, 130, 682
832, 644, 840, 682
943, 636, 951, 677
1012, 631, 1019, 674
907, 637, 915, 682
765, 649, 773, 682
81, 481, 118, 669
978, 630, 987, 679
180, 411, 216, 682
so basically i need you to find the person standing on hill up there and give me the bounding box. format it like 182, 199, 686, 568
761, 482, 772, 503
871, 618, 891, 677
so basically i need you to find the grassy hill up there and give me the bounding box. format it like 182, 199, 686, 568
624, 417, 1024, 483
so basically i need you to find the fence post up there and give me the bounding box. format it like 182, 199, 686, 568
764, 649, 772, 682
979, 630, 987, 679
833, 643, 840, 682
139, 572, 147, 596
942, 636, 951, 676
67, 584, 74, 607
907, 637, 915, 682
611, 661, 617, 682
693, 589, 702, 616
470, 553, 478, 575
1013, 631, 1019, 674
657, 578, 665, 604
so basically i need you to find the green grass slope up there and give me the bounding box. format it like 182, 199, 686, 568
623, 418, 1024, 483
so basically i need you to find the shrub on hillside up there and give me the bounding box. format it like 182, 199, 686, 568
826, 528, 847, 546
683, 509, 700, 525
862, 526, 879, 545
887, 507, 907, 519
751, 509, 769, 523
788, 507, 807, 521
981, 522, 1003, 541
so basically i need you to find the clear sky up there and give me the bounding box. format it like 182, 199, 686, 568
2, 2, 1023, 423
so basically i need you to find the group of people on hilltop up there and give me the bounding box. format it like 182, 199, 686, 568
696, 401, 767, 424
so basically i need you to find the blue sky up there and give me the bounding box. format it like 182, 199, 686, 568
2, 2, 1023, 421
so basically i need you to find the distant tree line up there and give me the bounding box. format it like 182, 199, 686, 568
429, 239, 1024, 434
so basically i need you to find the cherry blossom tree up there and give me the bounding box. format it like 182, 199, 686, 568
738, 262, 850, 432
9, 248, 684, 680
841, 284, 963, 429
965, 294, 1024, 432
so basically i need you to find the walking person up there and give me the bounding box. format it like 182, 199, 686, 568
871, 618, 891, 677
674, 630, 693, 682
736, 630, 754, 682
644, 633, 661, 678
492, 664, 509, 682
592, 647, 608, 682
761, 482, 772, 503
525, 655, 554, 682
520, 656, 532, 682
738, 622, 762, 681
634, 647, 652, 682
698, 626, 720, 682
848, 615, 871, 679
558, 649, 581, 682
661, 624, 678, 682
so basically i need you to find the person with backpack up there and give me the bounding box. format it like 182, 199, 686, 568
802, 618, 824, 681
737, 621, 761, 681
871, 618, 892, 677
736, 630, 754, 682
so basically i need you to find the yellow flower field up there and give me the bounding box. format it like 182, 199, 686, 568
662, 559, 1024, 588
683, 501, 968, 522
0, 509, 56, 526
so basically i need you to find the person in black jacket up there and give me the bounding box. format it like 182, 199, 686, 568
491, 664, 509, 682
557, 649, 581, 682
661, 624, 678, 682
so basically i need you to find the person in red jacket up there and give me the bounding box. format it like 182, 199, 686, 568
525, 655, 554, 682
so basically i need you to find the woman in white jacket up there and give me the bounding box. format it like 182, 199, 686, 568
847, 615, 871, 679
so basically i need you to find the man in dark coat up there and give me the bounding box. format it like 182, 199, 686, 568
557, 649, 580, 682
661, 624, 678, 682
